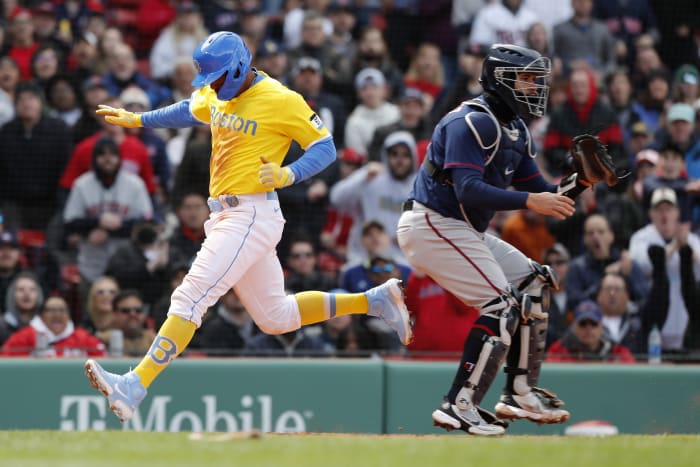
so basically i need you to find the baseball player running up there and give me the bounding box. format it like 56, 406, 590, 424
397, 44, 589, 435
84, 31, 411, 423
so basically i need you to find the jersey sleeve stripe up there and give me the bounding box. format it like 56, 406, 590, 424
444, 162, 484, 171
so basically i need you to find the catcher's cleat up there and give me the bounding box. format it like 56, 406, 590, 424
85, 359, 147, 423
432, 399, 506, 436
495, 387, 570, 424
366, 278, 413, 345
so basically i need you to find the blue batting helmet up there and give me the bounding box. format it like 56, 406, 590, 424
192, 31, 252, 100
480, 44, 551, 118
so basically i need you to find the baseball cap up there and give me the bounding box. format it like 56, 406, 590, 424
674, 64, 699, 86
650, 187, 677, 207
120, 86, 151, 111
32, 2, 55, 16
399, 87, 423, 104
177, 1, 200, 14
256, 39, 284, 58
635, 149, 659, 166
544, 243, 570, 262
9, 7, 32, 21
0, 231, 19, 248
78, 31, 98, 47
292, 56, 321, 75
667, 103, 695, 124
573, 300, 603, 324
355, 68, 386, 89
630, 121, 651, 137
338, 147, 366, 165
82, 75, 107, 92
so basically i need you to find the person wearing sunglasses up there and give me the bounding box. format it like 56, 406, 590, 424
110, 289, 155, 358
284, 237, 336, 293
546, 299, 635, 363
543, 243, 571, 348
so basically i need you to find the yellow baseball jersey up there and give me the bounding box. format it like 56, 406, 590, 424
189, 73, 330, 196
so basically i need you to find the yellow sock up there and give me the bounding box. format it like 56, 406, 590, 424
295, 291, 369, 325
133, 315, 196, 388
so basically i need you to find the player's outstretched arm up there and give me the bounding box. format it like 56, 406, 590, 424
97, 100, 202, 129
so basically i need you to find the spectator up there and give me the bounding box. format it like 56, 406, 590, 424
149, 2, 208, 81
606, 69, 642, 154
596, 271, 644, 355
0, 271, 44, 346
552, 0, 616, 79
331, 131, 418, 262
284, 237, 336, 293
543, 67, 625, 176
120, 86, 171, 207
335, 315, 383, 356
0, 82, 72, 231
111, 289, 156, 357
367, 87, 432, 163
501, 209, 555, 263
62, 137, 153, 292
169, 58, 197, 103
243, 327, 330, 357
289, 56, 347, 147
0, 56, 19, 126
631, 69, 670, 134
629, 187, 700, 351
327, 1, 357, 59
654, 103, 698, 161
191, 289, 259, 355
169, 125, 212, 204
29, 43, 63, 94
286, 10, 352, 100
283, 0, 333, 51
0, 231, 23, 315
350, 26, 405, 107
238, 1, 272, 54
67, 32, 100, 86
339, 221, 412, 294
319, 147, 366, 263
102, 43, 171, 109
71, 75, 109, 144
642, 143, 694, 223
1, 295, 105, 357
403, 42, 444, 106
60, 96, 158, 198
254, 39, 288, 83
543, 243, 572, 347
404, 273, 479, 358
344, 68, 400, 157
628, 123, 655, 167
80, 275, 120, 346
469, 0, 537, 49
150, 262, 189, 332
566, 213, 648, 311
546, 299, 636, 363
592, 0, 658, 69
105, 222, 169, 309
433, 43, 487, 123
671, 64, 699, 107
522, 0, 573, 33
45, 75, 82, 129
3, 7, 39, 81
168, 192, 208, 268
631, 149, 659, 202
31, 2, 71, 56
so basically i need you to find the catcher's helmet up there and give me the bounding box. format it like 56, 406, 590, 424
192, 31, 252, 100
480, 44, 551, 118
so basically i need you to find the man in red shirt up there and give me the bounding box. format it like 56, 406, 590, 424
60, 96, 157, 196
4, 8, 40, 81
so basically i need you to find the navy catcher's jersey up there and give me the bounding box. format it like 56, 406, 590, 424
411, 97, 555, 232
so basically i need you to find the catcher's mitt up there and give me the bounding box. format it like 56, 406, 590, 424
570, 134, 621, 187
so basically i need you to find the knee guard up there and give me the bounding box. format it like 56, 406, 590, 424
517, 260, 557, 319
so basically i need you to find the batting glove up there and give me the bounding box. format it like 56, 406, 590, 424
96, 104, 143, 128
258, 156, 295, 188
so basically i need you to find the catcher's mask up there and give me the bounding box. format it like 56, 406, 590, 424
480, 44, 551, 118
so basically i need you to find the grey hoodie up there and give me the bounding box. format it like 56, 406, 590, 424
330, 130, 418, 263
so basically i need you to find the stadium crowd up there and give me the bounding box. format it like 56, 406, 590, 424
0, 0, 699, 361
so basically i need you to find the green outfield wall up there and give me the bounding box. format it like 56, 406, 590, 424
0, 359, 697, 434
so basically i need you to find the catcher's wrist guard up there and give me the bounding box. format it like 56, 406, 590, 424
557, 173, 590, 200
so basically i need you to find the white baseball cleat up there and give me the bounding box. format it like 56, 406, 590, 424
432, 399, 506, 436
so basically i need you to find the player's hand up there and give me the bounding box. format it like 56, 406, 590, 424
259, 156, 295, 188
96, 104, 143, 128
526, 192, 576, 220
